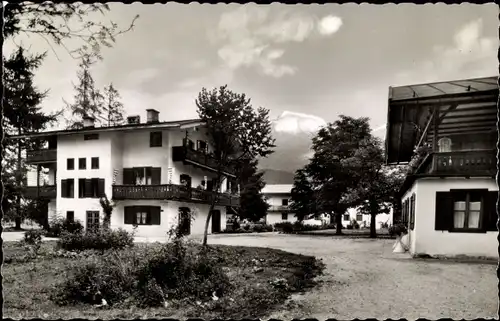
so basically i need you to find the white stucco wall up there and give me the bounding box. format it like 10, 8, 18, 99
112, 199, 226, 238
56, 133, 113, 228
266, 212, 298, 225
409, 177, 498, 258
342, 207, 393, 228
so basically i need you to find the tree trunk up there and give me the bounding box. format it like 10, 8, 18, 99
202, 174, 222, 246
15, 129, 23, 230
370, 212, 377, 238
335, 212, 342, 235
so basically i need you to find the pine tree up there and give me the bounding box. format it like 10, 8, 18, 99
290, 168, 318, 221
3, 46, 60, 229
65, 54, 105, 129
237, 158, 270, 223
103, 83, 125, 126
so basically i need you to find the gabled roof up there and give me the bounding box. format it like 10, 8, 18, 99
262, 184, 293, 194
385, 76, 498, 164
7, 118, 205, 140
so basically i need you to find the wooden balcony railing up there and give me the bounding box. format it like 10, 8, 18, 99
268, 205, 290, 212
112, 184, 240, 206
24, 185, 57, 199
26, 149, 57, 164
172, 144, 237, 176
420, 149, 496, 176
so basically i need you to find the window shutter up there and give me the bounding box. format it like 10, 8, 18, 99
435, 192, 452, 231
123, 168, 135, 185
124, 206, 135, 224
61, 179, 67, 198
84, 179, 92, 197
97, 179, 105, 197
151, 167, 161, 185
150, 206, 161, 225
485, 191, 499, 232
409, 194, 415, 230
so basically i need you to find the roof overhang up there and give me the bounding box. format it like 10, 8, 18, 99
385, 76, 498, 164
7, 119, 205, 140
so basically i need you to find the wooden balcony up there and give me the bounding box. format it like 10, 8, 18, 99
26, 149, 57, 164
417, 149, 496, 176
112, 184, 240, 207
172, 145, 237, 176
24, 185, 57, 199
268, 205, 290, 212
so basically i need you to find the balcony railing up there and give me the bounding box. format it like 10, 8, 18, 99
172, 144, 237, 176
418, 149, 496, 176
26, 149, 57, 164
112, 184, 240, 207
268, 205, 290, 212
24, 185, 57, 199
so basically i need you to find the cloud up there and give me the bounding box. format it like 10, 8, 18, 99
126, 68, 160, 87
211, 6, 342, 78
273, 111, 327, 134
317, 15, 343, 36
395, 18, 496, 84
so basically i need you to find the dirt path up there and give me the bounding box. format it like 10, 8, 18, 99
204, 233, 498, 320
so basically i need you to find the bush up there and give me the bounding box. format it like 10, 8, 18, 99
57, 228, 134, 252
346, 224, 353, 230
45, 217, 84, 237
381, 222, 389, 229
389, 223, 408, 237
23, 229, 43, 246
274, 222, 294, 233
53, 239, 232, 308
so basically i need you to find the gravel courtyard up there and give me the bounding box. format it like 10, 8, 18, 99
200, 233, 497, 320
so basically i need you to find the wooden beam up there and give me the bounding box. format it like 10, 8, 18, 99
438, 104, 458, 122
442, 112, 497, 120
390, 91, 497, 106
440, 119, 497, 127
432, 106, 439, 172
441, 105, 497, 114
415, 112, 433, 149
428, 128, 496, 138
434, 124, 496, 132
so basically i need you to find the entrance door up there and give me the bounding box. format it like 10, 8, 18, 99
86, 211, 100, 233
178, 207, 191, 236
211, 210, 221, 233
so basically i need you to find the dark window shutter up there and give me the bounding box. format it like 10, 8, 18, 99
61, 179, 67, 198
150, 206, 161, 225
435, 192, 453, 231
66, 211, 74, 222
485, 191, 498, 232
151, 167, 161, 185
97, 179, 105, 197
68, 179, 74, 198
124, 206, 135, 224
123, 168, 135, 185
84, 179, 92, 197
410, 194, 415, 230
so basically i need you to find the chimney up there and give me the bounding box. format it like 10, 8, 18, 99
83, 116, 95, 128
146, 109, 160, 123
127, 115, 140, 124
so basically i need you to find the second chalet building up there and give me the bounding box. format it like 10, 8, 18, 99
16, 109, 240, 238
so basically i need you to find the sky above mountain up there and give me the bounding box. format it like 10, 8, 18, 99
5, 3, 497, 173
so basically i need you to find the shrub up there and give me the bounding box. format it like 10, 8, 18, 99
274, 222, 294, 233
57, 228, 134, 252
45, 217, 84, 237
53, 239, 232, 308
388, 223, 408, 237
23, 229, 43, 246
381, 222, 389, 229
346, 224, 353, 230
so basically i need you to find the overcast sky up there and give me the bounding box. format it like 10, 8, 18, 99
5, 3, 497, 173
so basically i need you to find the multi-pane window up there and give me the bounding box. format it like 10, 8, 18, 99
66, 211, 74, 222
86, 211, 100, 233
343, 214, 350, 221
281, 212, 288, 220
61, 179, 74, 198
78, 178, 105, 198
67, 158, 74, 170
453, 191, 482, 230
356, 214, 363, 221
124, 206, 161, 225
79, 158, 86, 170
123, 167, 161, 185
91, 157, 99, 169
282, 199, 289, 206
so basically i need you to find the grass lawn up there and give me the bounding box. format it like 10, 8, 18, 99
3, 240, 325, 319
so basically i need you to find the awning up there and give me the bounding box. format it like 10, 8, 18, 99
385, 76, 498, 164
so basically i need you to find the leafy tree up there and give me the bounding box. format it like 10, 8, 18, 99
290, 168, 318, 221
64, 54, 105, 129
2, 46, 60, 230
196, 85, 275, 245
236, 158, 270, 223
102, 83, 125, 126
4, 3, 139, 59
305, 115, 374, 234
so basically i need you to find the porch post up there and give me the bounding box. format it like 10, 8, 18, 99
431, 105, 439, 172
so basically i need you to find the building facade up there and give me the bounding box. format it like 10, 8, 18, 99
341, 207, 393, 229
19, 110, 240, 239
262, 184, 297, 225
385, 76, 498, 258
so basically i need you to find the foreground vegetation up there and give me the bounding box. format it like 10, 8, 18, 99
3, 234, 325, 319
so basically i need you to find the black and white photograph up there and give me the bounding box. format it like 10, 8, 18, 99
2, 1, 498, 320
